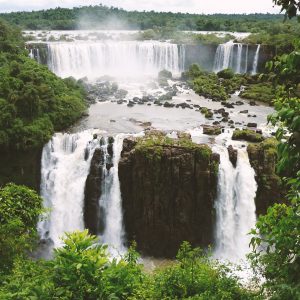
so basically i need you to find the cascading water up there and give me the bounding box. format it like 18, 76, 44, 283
213, 145, 257, 261
100, 134, 126, 255
38, 131, 99, 248
213, 41, 235, 72
39, 131, 127, 256
213, 42, 261, 74
47, 41, 185, 78
251, 44, 261, 75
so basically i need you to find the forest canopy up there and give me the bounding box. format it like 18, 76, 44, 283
0, 20, 86, 151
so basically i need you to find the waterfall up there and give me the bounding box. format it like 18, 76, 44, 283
47, 41, 185, 78
29, 48, 41, 63
213, 41, 234, 73
244, 44, 249, 74
251, 44, 261, 75
235, 43, 243, 74
213, 42, 261, 74
100, 134, 126, 255
213, 146, 257, 261
39, 131, 126, 256
38, 131, 98, 248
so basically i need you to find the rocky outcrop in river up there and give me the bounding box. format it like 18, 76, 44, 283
118, 131, 219, 257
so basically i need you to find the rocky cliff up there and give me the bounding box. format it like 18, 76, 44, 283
118, 131, 219, 258
247, 138, 283, 215
0, 149, 42, 191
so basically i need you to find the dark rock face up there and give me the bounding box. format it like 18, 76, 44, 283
84, 148, 105, 235
227, 145, 237, 168
0, 148, 42, 191
247, 139, 283, 215
119, 134, 219, 258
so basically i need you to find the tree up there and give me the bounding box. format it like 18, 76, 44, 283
0, 184, 43, 273
249, 2, 300, 299
273, 0, 300, 19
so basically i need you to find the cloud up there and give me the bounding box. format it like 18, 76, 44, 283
0, 0, 279, 14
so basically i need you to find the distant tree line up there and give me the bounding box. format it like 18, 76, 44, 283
0, 4, 297, 32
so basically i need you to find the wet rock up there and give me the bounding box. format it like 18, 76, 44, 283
247, 139, 283, 215
84, 148, 105, 235
202, 125, 221, 135
163, 102, 175, 108
235, 101, 244, 105
249, 100, 257, 106
240, 110, 249, 114
232, 129, 264, 142
247, 123, 257, 128
119, 132, 219, 257
227, 145, 237, 168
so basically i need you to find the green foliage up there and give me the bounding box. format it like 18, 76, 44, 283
217, 68, 235, 79
249, 4, 300, 299
232, 129, 264, 143
183, 65, 246, 101
0, 6, 292, 32
0, 184, 43, 273
266, 43, 300, 176
0, 20, 86, 150
0, 231, 144, 299
240, 82, 275, 104
249, 174, 300, 299
273, 0, 300, 19
133, 242, 255, 299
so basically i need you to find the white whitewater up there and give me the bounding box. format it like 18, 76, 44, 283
236, 43, 243, 74
39, 131, 126, 256
100, 134, 126, 255
213, 146, 257, 261
213, 42, 261, 74
213, 41, 235, 72
252, 44, 261, 75
38, 131, 98, 248
47, 41, 185, 78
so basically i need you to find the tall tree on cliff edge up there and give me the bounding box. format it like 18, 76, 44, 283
249, 1, 300, 300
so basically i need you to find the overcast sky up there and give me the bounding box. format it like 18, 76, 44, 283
0, 0, 280, 14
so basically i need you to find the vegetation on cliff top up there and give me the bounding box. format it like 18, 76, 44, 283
0, 19, 86, 151
134, 131, 213, 161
